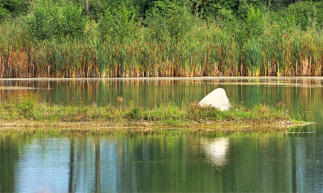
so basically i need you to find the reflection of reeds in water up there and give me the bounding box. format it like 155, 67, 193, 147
0, 87, 36, 90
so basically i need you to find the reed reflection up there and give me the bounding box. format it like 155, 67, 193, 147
0, 130, 322, 193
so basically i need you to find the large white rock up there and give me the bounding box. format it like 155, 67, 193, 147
198, 88, 230, 111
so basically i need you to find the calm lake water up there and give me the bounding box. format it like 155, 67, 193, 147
1, 78, 323, 193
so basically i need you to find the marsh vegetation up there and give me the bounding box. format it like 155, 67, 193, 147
0, 0, 322, 78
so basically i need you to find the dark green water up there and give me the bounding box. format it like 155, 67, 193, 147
0, 78, 323, 193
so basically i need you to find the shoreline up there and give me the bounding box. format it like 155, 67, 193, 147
0, 120, 307, 136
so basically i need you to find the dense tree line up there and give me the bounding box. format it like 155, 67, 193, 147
1, 0, 322, 34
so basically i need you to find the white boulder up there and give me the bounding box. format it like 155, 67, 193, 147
198, 88, 230, 111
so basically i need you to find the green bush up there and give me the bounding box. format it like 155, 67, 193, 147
86, 0, 112, 21
0, 6, 9, 21
145, 0, 198, 42
190, 0, 265, 19
28, 1, 87, 40
220, 5, 264, 46
283, 1, 322, 30
85, 0, 147, 21
15, 98, 35, 119
125, 107, 142, 120
98, 3, 138, 43
0, 0, 29, 16
245, 6, 264, 39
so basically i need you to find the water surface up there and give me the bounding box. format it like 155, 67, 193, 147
2, 130, 323, 193
0, 78, 323, 193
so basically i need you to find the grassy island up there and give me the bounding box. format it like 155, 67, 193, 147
0, 98, 303, 135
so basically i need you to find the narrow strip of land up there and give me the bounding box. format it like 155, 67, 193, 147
0, 101, 304, 135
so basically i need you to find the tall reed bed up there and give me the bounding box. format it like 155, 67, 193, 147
0, 20, 322, 78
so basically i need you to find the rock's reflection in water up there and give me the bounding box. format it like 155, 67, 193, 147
202, 138, 229, 167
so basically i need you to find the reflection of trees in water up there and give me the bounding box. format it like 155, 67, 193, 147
3, 133, 323, 192
292, 132, 323, 193
95, 137, 100, 193
0, 136, 19, 193
68, 137, 100, 193
68, 138, 75, 193
66, 137, 116, 193
100, 135, 231, 192
221, 134, 323, 193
